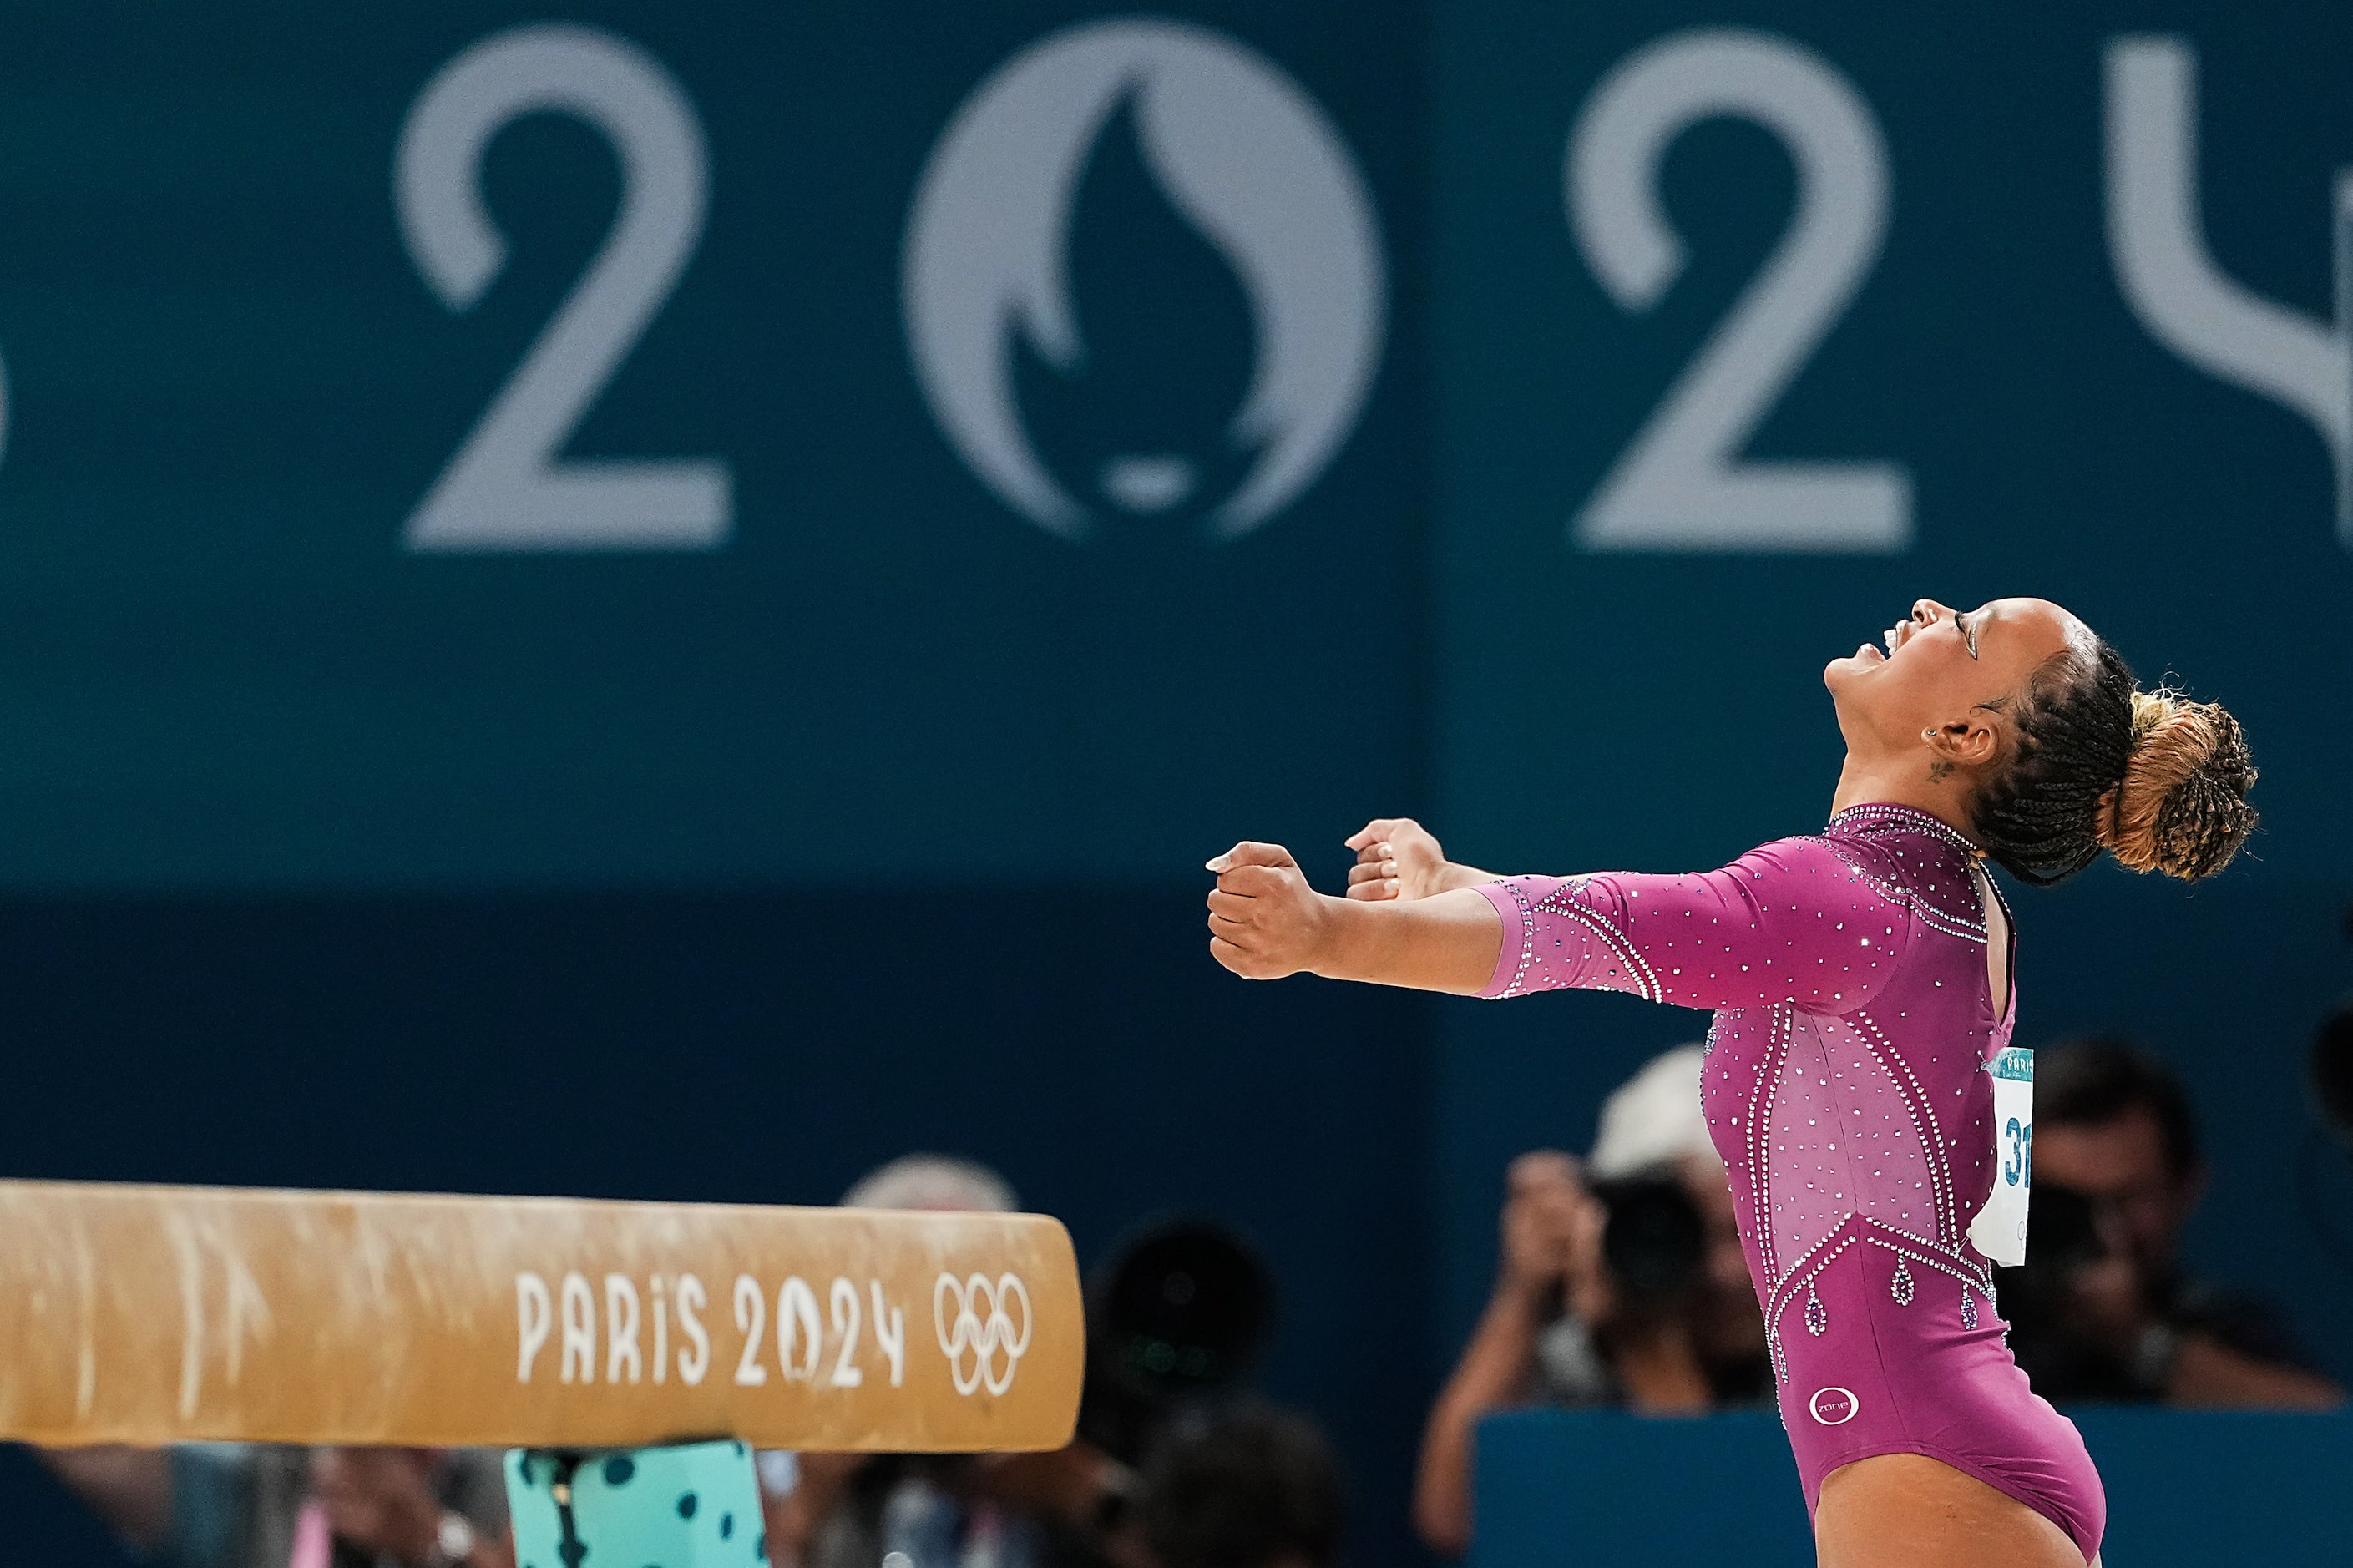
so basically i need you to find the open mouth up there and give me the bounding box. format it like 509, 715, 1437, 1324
1851, 620, 1909, 665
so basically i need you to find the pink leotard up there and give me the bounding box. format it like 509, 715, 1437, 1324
1475, 802, 2103, 1562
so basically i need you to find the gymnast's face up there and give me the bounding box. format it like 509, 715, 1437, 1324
1824, 597, 2087, 767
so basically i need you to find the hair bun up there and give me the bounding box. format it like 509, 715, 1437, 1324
2094, 688, 2258, 880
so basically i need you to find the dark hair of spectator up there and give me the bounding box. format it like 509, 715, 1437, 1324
1141, 1403, 1344, 1568
2037, 1037, 2201, 1179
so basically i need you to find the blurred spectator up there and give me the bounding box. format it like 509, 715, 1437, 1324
1413, 1046, 1768, 1556
761, 1155, 1149, 1568
1138, 1404, 1340, 1568
41, 1443, 511, 1568
2006, 1038, 2344, 1409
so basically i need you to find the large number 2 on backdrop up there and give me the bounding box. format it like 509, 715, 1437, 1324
397, 24, 729, 552
1567, 30, 1908, 554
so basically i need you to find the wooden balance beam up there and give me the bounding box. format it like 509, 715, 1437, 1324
0, 1180, 1081, 1453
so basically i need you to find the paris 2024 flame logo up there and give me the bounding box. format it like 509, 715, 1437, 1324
903, 19, 1386, 543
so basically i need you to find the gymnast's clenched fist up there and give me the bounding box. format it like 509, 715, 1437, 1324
1203, 842, 1334, 979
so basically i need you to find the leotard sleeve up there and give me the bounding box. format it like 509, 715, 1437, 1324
1475, 836, 1910, 1014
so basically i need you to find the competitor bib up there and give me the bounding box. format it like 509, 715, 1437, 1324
1966, 1046, 2033, 1267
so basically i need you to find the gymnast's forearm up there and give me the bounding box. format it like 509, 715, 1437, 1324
1433, 860, 1500, 893
1309, 888, 1502, 993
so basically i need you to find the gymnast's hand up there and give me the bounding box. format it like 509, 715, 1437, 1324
1343, 817, 1454, 901
1205, 842, 1335, 979
1346, 817, 1504, 901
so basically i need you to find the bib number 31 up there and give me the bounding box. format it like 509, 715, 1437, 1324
1966, 1047, 2032, 1267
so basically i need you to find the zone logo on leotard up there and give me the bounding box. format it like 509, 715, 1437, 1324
1809, 1387, 1860, 1426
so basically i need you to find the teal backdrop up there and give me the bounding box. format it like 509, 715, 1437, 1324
0, 1, 1422, 887
0, 3, 2348, 1566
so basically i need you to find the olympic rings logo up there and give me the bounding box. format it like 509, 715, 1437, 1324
933, 1272, 1032, 1395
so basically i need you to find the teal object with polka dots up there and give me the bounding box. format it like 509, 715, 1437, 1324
509, 1441, 768, 1568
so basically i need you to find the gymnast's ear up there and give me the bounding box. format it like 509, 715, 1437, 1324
1920, 710, 2001, 770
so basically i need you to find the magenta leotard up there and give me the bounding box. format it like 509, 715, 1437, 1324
1475, 802, 2103, 1561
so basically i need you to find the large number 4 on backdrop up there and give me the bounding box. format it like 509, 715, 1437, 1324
2107, 35, 2353, 551
396, 24, 730, 553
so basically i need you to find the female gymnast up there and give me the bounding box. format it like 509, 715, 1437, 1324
1203, 598, 2257, 1568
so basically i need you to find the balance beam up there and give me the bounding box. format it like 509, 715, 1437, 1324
0, 1180, 1081, 1452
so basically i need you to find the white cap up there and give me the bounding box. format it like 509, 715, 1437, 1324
1588, 1045, 1719, 1179
840, 1153, 1018, 1213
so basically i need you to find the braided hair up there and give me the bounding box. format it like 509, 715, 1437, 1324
1971, 640, 2257, 886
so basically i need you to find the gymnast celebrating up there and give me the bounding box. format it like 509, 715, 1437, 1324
1204, 598, 2257, 1568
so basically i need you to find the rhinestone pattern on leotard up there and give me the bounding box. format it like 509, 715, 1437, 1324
1474, 804, 2008, 1374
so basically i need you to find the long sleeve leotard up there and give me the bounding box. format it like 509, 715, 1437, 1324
1475, 802, 2102, 1562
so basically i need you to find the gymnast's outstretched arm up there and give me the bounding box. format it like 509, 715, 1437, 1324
1206, 841, 1506, 993
1207, 829, 1911, 1014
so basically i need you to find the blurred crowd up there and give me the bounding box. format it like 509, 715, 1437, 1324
29, 1033, 2350, 1567
1999, 1039, 2339, 1409
753, 1157, 1338, 1568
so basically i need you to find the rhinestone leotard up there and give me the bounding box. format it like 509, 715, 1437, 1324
1475, 803, 2103, 1562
